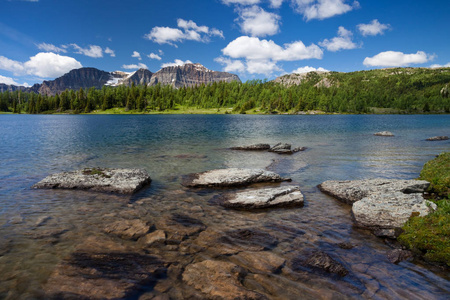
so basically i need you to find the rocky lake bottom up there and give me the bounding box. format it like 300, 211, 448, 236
0, 114, 449, 299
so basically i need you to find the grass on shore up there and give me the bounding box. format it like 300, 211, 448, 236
398, 152, 450, 267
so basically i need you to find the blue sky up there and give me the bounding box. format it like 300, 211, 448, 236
0, 0, 449, 86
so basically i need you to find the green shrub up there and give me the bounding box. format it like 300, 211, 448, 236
419, 152, 450, 197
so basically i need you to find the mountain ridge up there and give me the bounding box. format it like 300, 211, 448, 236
0, 63, 240, 95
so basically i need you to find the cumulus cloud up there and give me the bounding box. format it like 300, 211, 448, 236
148, 53, 162, 60
292, 0, 359, 21
145, 19, 223, 46
161, 59, 193, 68
430, 62, 450, 68
215, 57, 246, 73
292, 66, 329, 73
269, 0, 284, 8
319, 26, 357, 52
104, 47, 115, 57
219, 36, 323, 75
222, 36, 323, 61
122, 63, 148, 70
132, 51, 142, 60
357, 19, 390, 36
71, 44, 103, 58
0, 52, 82, 78
363, 51, 433, 67
237, 6, 280, 37
0, 75, 29, 87
222, 0, 260, 5
36, 42, 67, 53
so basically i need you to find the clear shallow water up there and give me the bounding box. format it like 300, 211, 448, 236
0, 114, 449, 299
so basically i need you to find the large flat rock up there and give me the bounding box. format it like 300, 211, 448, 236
318, 178, 430, 204
32, 168, 151, 194
182, 168, 290, 188
352, 192, 437, 238
218, 186, 304, 209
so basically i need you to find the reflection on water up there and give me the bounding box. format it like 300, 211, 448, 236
0, 114, 449, 299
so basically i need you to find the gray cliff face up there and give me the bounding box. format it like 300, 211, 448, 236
149, 63, 241, 88
122, 69, 153, 87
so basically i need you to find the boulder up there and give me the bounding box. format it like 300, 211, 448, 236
182, 168, 290, 188
182, 260, 266, 299
217, 186, 304, 209
352, 192, 437, 238
230, 144, 271, 151
103, 219, 150, 240
32, 168, 151, 194
374, 131, 394, 136
318, 178, 430, 205
269, 143, 292, 154
426, 136, 449, 141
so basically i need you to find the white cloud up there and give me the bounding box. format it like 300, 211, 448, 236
215, 57, 246, 73
430, 63, 450, 68
0, 52, 82, 78
105, 47, 115, 57
36, 42, 67, 53
292, 66, 329, 73
246, 59, 282, 75
357, 19, 390, 36
161, 59, 193, 68
71, 44, 103, 58
122, 63, 148, 70
0, 75, 29, 87
144, 19, 223, 46
292, 0, 359, 21
148, 53, 162, 60
363, 51, 433, 67
319, 26, 357, 52
222, 0, 260, 5
222, 36, 323, 61
132, 51, 142, 60
237, 6, 280, 37
269, 0, 284, 8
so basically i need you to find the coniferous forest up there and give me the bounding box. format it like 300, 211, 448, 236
1, 67, 449, 114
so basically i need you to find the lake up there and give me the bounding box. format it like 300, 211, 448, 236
0, 114, 449, 299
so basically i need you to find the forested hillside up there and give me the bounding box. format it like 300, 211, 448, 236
1, 67, 449, 114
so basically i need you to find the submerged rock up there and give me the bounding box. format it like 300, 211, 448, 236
103, 219, 150, 240
426, 136, 449, 141
387, 249, 414, 264
291, 251, 348, 277
32, 168, 151, 194
182, 168, 290, 188
217, 186, 304, 209
352, 192, 436, 238
230, 143, 271, 151
318, 178, 430, 205
374, 131, 394, 136
231, 251, 286, 273
156, 213, 206, 242
182, 260, 266, 299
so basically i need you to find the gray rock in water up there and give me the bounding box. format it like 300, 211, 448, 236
292, 146, 307, 153
182, 168, 290, 188
218, 186, 304, 209
294, 251, 348, 277
352, 192, 436, 238
269, 143, 292, 154
230, 143, 271, 151
32, 168, 151, 194
318, 178, 430, 204
426, 136, 449, 141
387, 249, 414, 264
374, 131, 394, 136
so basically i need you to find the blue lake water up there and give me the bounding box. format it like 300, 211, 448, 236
0, 114, 449, 299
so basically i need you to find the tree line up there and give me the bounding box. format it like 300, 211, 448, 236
1, 67, 449, 114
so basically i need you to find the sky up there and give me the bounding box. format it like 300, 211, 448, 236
0, 0, 449, 86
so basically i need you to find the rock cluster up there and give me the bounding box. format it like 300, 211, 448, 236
426, 136, 449, 141
32, 168, 151, 194
374, 131, 394, 136
231, 142, 307, 155
318, 178, 435, 238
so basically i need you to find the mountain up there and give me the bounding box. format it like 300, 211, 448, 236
149, 63, 241, 88
0, 64, 240, 95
